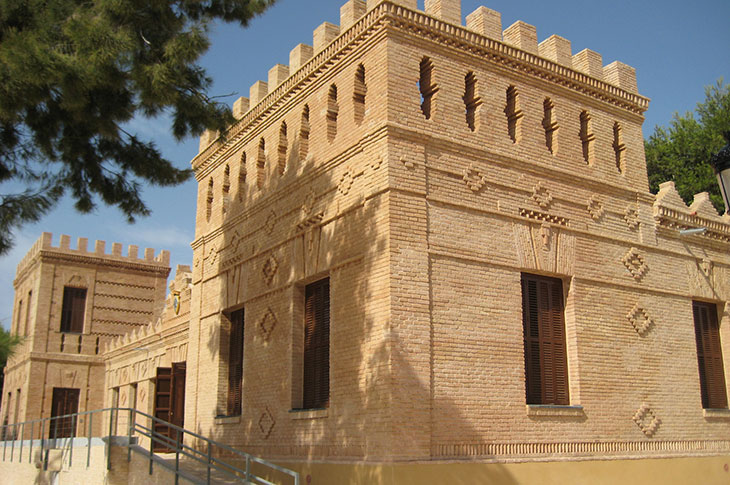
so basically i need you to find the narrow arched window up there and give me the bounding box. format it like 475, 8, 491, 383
463, 71, 481, 131
257, 138, 266, 189
238, 152, 247, 201
419, 57, 438, 120
206, 178, 214, 221
542, 98, 558, 154
222, 165, 230, 215
327, 85, 338, 142
505, 85, 523, 143
579, 111, 595, 164
353, 64, 366, 125
613, 122, 626, 173
278, 122, 288, 175
298, 105, 310, 161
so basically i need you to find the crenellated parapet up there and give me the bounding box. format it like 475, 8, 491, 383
194, 0, 647, 170
653, 181, 730, 242
15, 232, 170, 283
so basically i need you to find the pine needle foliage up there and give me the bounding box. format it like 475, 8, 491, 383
0, 0, 277, 254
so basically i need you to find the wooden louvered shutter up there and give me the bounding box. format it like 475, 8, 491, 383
522, 274, 569, 405
227, 309, 244, 416
303, 278, 330, 409
693, 301, 728, 409
61, 287, 86, 333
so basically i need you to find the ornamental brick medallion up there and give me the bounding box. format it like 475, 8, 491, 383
258, 308, 277, 341
627, 304, 654, 336
258, 407, 275, 439
262, 255, 278, 286
700, 258, 713, 278
302, 189, 316, 218
532, 182, 553, 210
400, 155, 415, 169
370, 155, 383, 171
633, 404, 661, 437
624, 206, 639, 230
587, 195, 604, 221
463, 164, 487, 192
622, 247, 648, 281
338, 169, 354, 195
264, 210, 277, 235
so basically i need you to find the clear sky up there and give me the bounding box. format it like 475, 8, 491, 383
1, 0, 729, 329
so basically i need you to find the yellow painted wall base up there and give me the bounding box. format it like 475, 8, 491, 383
273, 455, 730, 485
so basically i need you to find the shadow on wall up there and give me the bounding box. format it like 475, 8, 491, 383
190, 134, 519, 485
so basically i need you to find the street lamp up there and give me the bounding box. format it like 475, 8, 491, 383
710, 131, 730, 215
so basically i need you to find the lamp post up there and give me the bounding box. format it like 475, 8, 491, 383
710, 131, 730, 215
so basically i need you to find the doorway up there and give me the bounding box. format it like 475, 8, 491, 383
50, 388, 80, 438
153, 362, 186, 451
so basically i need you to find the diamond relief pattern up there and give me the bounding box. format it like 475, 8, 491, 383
622, 247, 648, 281
463, 165, 487, 192
258, 407, 275, 439
587, 195, 604, 221
262, 255, 278, 286
338, 169, 354, 195
624, 207, 639, 230
532, 182, 553, 210
633, 404, 661, 437
264, 210, 277, 235
258, 308, 277, 341
627, 304, 654, 336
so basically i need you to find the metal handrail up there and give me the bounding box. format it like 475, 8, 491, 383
0, 407, 299, 485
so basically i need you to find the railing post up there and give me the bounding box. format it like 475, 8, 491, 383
29, 421, 33, 464
246, 455, 251, 482
2, 423, 6, 461
10, 423, 15, 461
39, 420, 45, 470
87, 412, 93, 468
127, 408, 134, 463
207, 441, 212, 484
148, 418, 154, 476
174, 429, 181, 485
107, 408, 114, 471
68, 414, 75, 467
19, 422, 25, 463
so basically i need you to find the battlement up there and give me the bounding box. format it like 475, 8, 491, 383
197, 0, 643, 156
15, 232, 170, 279
653, 182, 730, 242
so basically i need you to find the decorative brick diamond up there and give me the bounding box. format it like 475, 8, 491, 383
400, 155, 415, 169
258, 308, 277, 341
627, 304, 654, 336
258, 407, 275, 439
624, 207, 639, 230
264, 210, 277, 235
262, 255, 278, 286
532, 182, 553, 210
587, 195, 604, 221
622, 247, 648, 281
462, 165, 487, 192
302, 189, 316, 217
338, 169, 354, 195
633, 404, 661, 437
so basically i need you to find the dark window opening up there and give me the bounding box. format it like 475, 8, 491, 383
419, 57, 438, 120
693, 301, 728, 409
302, 278, 330, 409
227, 308, 245, 416
60, 287, 87, 333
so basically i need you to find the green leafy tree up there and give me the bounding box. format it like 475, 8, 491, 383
0, 0, 277, 254
0, 326, 21, 395
646, 79, 730, 213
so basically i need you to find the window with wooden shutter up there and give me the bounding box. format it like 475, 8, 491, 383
227, 308, 244, 416
692, 301, 728, 409
60, 287, 87, 333
521, 273, 569, 405
302, 278, 330, 409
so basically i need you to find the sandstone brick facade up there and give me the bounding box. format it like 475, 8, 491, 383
2, 0, 730, 480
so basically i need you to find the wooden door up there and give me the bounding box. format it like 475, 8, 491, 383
153, 367, 172, 451
50, 388, 79, 439
170, 362, 186, 430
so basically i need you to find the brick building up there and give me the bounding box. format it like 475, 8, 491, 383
3, 0, 730, 483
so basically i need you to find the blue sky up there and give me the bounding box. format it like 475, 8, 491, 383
1, 0, 729, 329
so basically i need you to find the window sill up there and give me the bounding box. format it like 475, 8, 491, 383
214, 415, 241, 425
703, 408, 730, 420
526, 404, 585, 418
289, 408, 328, 420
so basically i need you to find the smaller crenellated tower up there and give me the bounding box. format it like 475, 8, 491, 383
1, 232, 170, 435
